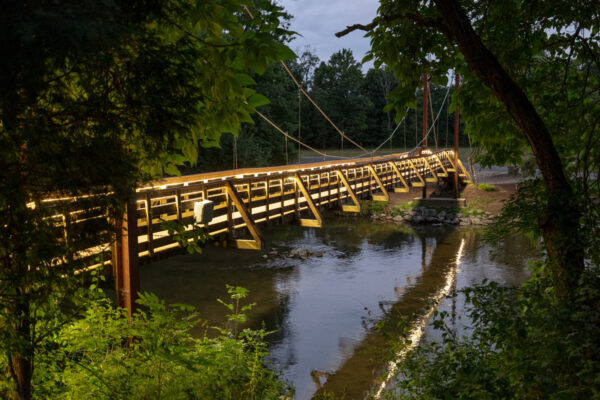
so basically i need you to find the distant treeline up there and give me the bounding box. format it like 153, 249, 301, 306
192, 49, 469, 172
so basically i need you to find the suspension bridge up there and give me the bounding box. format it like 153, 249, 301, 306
49, 147, 467, 312
40, 38, 472, 312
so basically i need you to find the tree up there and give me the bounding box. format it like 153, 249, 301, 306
0, 1, 293, 398
304, 49, 373, 149
337, 0, 600, 297
362, 67, 396, 145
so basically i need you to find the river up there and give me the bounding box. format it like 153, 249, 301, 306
139, 215, 537, 399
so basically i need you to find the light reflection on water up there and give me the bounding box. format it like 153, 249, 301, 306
139, 217, 537, 400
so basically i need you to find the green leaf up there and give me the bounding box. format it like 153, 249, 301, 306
164, 163, 181, 176
247, 93, 270, 108
235, 73, 256, 86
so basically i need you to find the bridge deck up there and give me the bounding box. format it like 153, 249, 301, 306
133, 149, 470, 255
44, 149, 471, 271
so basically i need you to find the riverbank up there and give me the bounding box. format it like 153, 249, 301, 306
365, 181, 518, 227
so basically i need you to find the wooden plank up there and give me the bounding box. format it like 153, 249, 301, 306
457, 159, 473, 183
433, 154, 449, 177
145, 192, 156, 257
280, 179, 285, 222
265, 179, 270, 222
443, 150, 458, 172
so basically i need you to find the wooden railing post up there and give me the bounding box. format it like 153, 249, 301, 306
113, 197, 140, 317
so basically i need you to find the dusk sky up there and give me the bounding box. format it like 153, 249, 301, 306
280, 0, 380, 68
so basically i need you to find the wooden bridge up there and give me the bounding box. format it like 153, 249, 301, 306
134, 149, 469, 252
47, 148, 471, 312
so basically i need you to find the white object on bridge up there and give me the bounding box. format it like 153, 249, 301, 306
194, 200, 214, 225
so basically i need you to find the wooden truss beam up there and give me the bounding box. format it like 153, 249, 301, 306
225, 181, 263, 250
294, 173, 323, 227
443, 150, 457, 172
336, 169, 361, 213
422, 158, 439, 183
368, 165, 389, 202
432, 154, 449, 177
389, 161, 410, 192
443, 151, 472, 183
407, 159, 426, 187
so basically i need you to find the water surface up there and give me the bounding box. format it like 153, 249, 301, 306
140, 217, 537, 399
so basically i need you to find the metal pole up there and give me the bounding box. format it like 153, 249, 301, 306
454, 73, 460, 198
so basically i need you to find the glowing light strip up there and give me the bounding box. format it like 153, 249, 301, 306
375, 237, 466, 399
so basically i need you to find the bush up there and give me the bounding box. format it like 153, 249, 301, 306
28, 287, 288, 400
388, 268, 600, 399
363, 200, 387, 215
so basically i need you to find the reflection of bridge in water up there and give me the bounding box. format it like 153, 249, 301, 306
312, 228, 469, 399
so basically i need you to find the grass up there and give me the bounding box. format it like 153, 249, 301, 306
392, 201, 416, 216
458, 198, 492, 217
478, 183, 495, 191
362, 200, 387, 215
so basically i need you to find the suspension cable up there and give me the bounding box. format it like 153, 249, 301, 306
279, 61, 369, 153
254, 109, 350, 159
243, 3, 368, 155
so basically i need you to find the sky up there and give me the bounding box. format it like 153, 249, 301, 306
279, 0, 380, 68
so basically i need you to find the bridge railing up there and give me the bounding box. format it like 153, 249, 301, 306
38, 149, 469, 274
132, 149, 463, 257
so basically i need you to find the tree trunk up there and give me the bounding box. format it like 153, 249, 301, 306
434, 0, 584, 297
8, 298, 33, 400
10, 355, 32, 400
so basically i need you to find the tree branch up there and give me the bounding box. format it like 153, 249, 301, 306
335, 13, 443, 38
433, 0, 583, 297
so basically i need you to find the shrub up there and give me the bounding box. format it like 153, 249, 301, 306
388, 268, 600, 399
29, 287, 288, 400
363, 200, 387, 215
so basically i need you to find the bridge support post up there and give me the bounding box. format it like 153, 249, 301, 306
113, 198, 140, 317
423, 158, 439, 183
407, 159, 426, 189
225, 181, 263, 250
389, 162, 410, 193
367, 165, 389, 202
336, 169, 361, 213
294, 173, 322, 227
